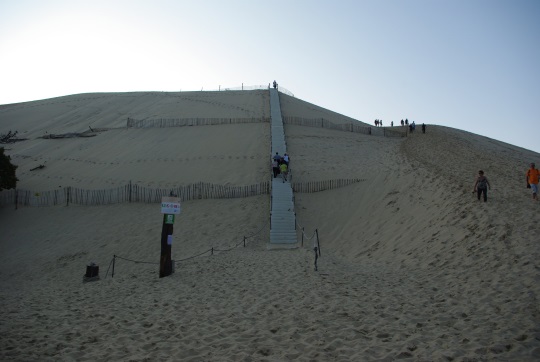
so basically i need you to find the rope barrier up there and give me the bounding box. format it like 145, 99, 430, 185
296, 220, 317, 241
175, 248, 213, 262
296, 219, 321, 271
243, 219, 269, 240
106, 218, 268, 278
115, 255, 159, 265
104, 214, 322, 278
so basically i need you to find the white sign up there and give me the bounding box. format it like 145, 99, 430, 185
161, 197, 181, 214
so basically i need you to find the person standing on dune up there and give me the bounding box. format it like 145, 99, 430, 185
526, 162, 540, 201
473, 170, 491, 202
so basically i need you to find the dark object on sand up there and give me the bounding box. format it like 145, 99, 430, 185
30, 164, 45, 171
0, 130, 27, 144
83, 262, 100, 282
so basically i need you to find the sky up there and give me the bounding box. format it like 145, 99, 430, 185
1, 0, 539, 153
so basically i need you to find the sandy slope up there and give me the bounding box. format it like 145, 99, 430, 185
8, 123, 269, 190
0, 90, 270, 138
1, 91, 540, 361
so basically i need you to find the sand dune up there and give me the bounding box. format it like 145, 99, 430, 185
1, 91, 539, 361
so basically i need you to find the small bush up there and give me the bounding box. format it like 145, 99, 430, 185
0, 147, 18, 190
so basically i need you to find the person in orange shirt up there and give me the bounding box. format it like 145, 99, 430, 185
526, 162, 540, 201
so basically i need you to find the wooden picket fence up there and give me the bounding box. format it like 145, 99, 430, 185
0, 178, 366, 208
0, 182, 270, 208
291, 178, 365, 193
125, 116, 406, 137
282, 116, 407, 137
127, 117, 270, 128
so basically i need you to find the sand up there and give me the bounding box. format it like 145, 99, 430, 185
1, 90, 540, 361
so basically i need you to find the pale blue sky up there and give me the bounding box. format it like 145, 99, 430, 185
1, 0, 539, 153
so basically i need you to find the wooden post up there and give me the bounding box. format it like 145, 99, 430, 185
314, 247, 318, 271
159, 214, 174, 278
159, 196, 180, 278
316, 229, 321, 256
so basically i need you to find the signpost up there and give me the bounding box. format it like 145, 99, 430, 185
160, 196, 181, 278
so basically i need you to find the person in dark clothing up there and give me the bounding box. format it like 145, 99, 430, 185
272, 159, 280, 178
422, 123, 426, 133
473, 170, 491, 202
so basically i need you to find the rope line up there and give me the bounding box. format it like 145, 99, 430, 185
244, 219, 269, 239
175, 248, 213, 262
106, 219, 267, 277
106, 212, 320, 277
296, 220, 316, 241
115, 255, 159, 265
